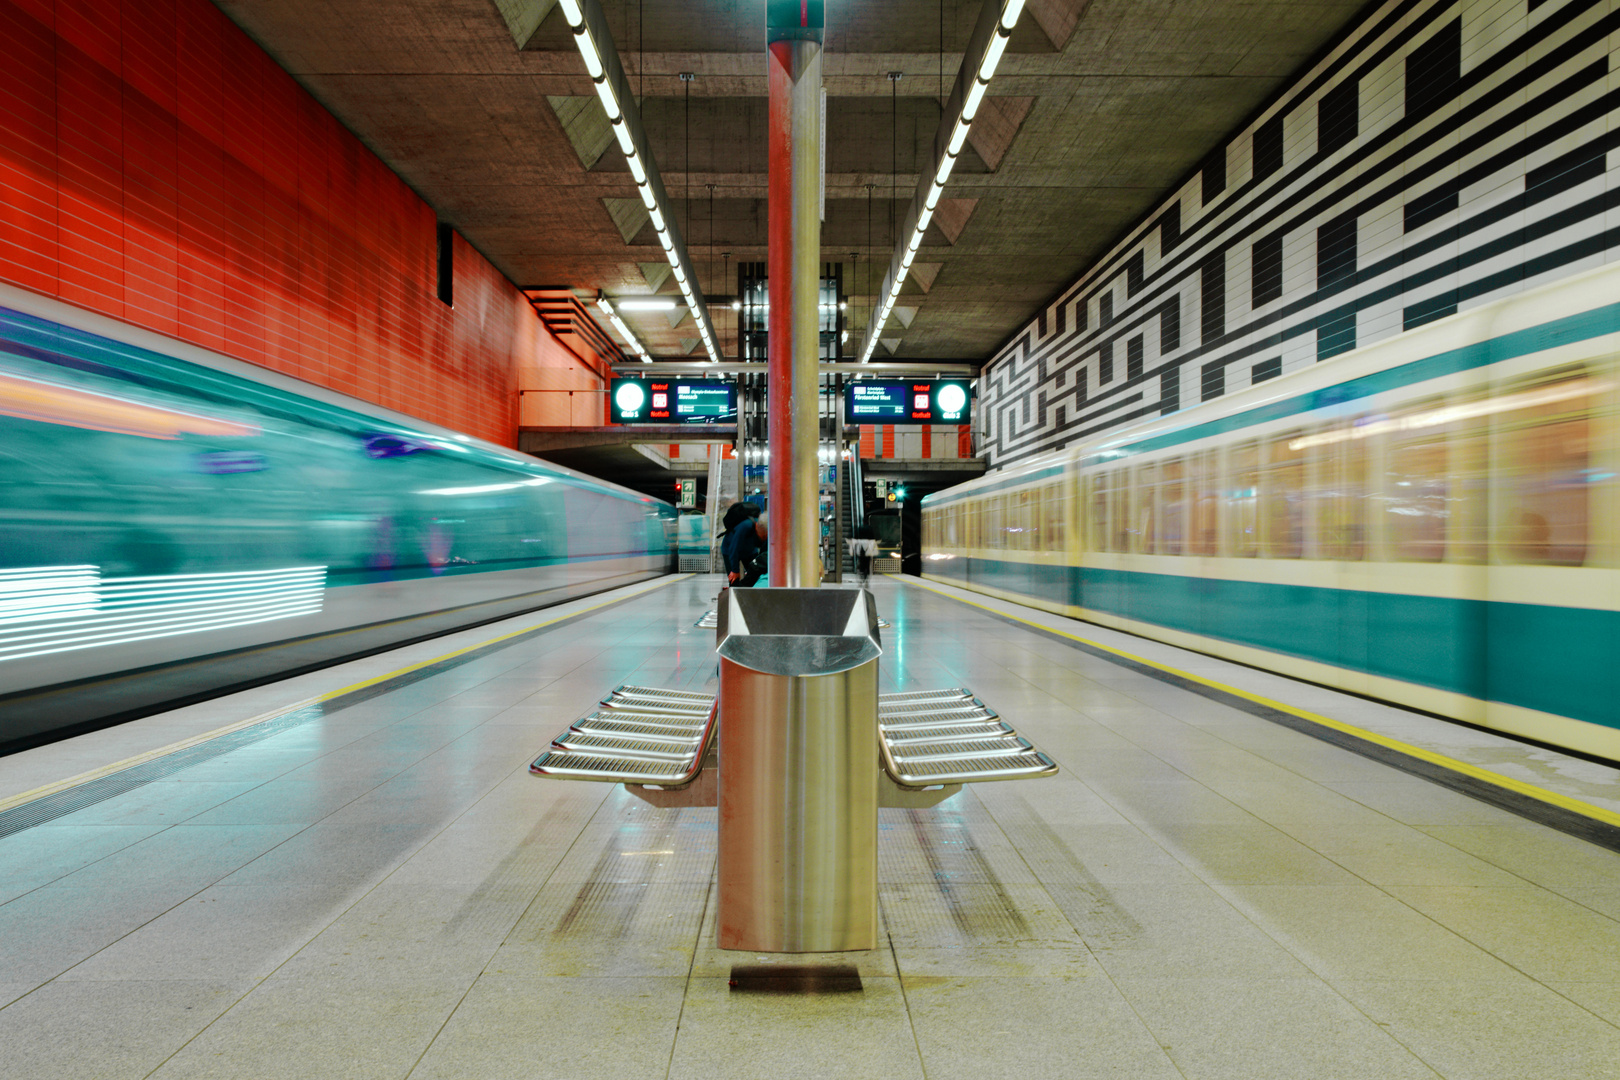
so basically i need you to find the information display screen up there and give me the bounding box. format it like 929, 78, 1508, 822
843, 380, 972, 425
611, 379, 736, 424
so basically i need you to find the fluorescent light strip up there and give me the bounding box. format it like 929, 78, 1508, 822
861, 0, 1023, 362
562, 0, 720, 362
597, 298, 653, 361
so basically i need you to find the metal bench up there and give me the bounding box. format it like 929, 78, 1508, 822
530, 682, 1055, 799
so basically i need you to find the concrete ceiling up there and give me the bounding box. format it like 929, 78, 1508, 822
212, 0, 1370, 363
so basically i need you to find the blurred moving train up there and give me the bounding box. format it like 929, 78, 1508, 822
0, 285, 674, 754
925, 263, 1620, 763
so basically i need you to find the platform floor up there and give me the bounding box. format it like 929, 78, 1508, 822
4, 574, 1620, 1079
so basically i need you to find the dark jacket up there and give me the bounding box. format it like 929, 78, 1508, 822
723, 518, 764, 574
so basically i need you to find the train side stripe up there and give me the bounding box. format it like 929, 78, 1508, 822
897, 574, 1620, 846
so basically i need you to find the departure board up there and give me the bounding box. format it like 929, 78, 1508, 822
611, 379, 736, 424
843, 380, 972, 425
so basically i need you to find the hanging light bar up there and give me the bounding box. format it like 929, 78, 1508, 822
561, 0, 720, 362
858, 0, 1025, 362
597, 297, 653, 362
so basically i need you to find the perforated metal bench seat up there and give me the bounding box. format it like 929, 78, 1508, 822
530, 684, 1056, 790
530, 685, 717, 786
878, 689, 1057, 788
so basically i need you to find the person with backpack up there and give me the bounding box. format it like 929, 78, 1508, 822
723, 512, 768, 587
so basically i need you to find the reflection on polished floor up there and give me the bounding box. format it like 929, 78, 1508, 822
4, 574, 1620, 1079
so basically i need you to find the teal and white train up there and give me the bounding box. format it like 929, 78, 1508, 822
924, 263, 1620, 762
0, 284, 674, 753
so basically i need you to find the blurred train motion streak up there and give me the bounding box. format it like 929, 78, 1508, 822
925, 264, 1620, 762
0, 286, 674, 754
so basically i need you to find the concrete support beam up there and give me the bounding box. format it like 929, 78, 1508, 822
519, 425, 736, 452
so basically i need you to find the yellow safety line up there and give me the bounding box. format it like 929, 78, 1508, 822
0, 574, 691, 815
895, 574, 1620, 832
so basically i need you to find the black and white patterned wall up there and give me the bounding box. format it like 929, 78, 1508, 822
980, 0, 1620, 467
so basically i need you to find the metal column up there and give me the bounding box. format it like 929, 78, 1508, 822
765, 6, 823, 588
832, 373, 844, 582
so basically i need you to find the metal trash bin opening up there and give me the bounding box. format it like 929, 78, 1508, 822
717, 634, 879, 676
717, 586, 880, 646
715, 587, 882, 953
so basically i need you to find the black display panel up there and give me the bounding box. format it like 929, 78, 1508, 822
610, 379, 736, 424
843, 380, 972, 425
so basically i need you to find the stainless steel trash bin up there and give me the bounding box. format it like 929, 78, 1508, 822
716, 588, 881, 952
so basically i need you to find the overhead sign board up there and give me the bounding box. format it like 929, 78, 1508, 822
611, 379, 736, 424
843, 380, 972, 426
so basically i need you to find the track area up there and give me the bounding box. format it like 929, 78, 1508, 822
3, 574, 1620, 1079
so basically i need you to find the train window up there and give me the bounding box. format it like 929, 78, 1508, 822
1160, 457, 1186, 555
1228, 441, 1260, 557
1497, 369, 1597, 566
1114, 470, 1132, 552
1046, 482, 1067, 551
1449, 393, 1490, 564
1385, 399, 1449, 562
988, 494, 1006, 549
1089, 472, 1111, 551
1020, 488, 1039, 551
1261, 434, 1305, 558
1303, 421, 1368, 560
1136, 461, 1158, 554
1188, 451, 1218, 556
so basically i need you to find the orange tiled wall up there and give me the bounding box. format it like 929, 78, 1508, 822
0, 0, 594, 447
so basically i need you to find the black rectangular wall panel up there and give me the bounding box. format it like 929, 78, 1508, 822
1201, 253, 1225, 345
1405, 187, 1459, 231
1407, 19, 1461, 122
1203, 149, 1226, 203
977, 0, 1620, 468
1161, 301, 1181, 353
1318, 215, 1357, 291
1159, 203, 1182, 250
1319, 78, 1359, 155
1254, 115, 1285, 179
1526, 141, 1609, 203
1252, 233, 1284, 307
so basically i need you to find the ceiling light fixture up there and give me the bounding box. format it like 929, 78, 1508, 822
858, 0, 1025, 363
560, 0, 719, 362
615, 297, 679, 310
596, 297, 652, 362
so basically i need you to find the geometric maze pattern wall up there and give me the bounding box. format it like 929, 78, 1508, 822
982, 0, 1620, 467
